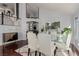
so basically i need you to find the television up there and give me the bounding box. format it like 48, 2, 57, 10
3, 32, 18, 42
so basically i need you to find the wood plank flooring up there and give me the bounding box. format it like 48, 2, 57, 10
0, 40, 28, 56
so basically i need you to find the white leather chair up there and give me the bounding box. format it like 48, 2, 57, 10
27, 31, 39, 56
38, 32, 55, 56
55, 31, 73, 56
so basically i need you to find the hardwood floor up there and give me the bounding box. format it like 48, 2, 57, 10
0, 40, 28, 56
0, 40, 79, 56
70, 43, 79, 56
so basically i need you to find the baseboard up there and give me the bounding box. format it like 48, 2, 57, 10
1, 39, 21, 46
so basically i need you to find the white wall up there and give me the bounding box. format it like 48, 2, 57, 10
38, 8, 72, 31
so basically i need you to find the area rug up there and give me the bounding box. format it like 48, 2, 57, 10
15, 45, 44, 56
15, 45, 77, 56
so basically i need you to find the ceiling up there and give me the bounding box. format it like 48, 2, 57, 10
0, 3, 79, 16
28, 3, 79, 16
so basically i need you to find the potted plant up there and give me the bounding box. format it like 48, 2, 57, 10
60, 27, 71, 42
61, 27, 71, 34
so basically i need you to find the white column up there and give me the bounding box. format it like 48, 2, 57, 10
18, 3, 27, 40
19, 3, 26, 18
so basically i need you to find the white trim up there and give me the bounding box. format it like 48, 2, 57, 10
1, 39, 21, 46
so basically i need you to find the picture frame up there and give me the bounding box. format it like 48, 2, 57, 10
26, 3, 39, 19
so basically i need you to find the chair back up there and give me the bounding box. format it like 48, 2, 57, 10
38, 33, 52, 55
66, 32, 72, 48
27, 31, 38, 50
61, 31, 72, 48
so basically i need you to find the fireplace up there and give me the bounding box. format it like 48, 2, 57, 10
3, 32, 18, 42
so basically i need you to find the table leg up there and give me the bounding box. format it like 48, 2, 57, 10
28, 48, 30, 56
54, 47, 58, 56
35, 50, 37, 56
